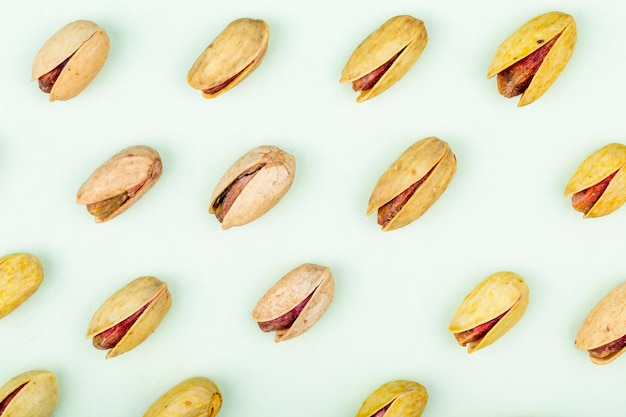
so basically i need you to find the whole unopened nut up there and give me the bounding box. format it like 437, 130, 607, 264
0, 370, 57, 417
355, 380, 428, 417
0, 253, 44, 319
143, 377, 222, 417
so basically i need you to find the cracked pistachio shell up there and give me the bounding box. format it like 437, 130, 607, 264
575, 281, 626, 365
340, 15, 428, 102
31, 20, 109, 101
209, 145, 295, 229
252, 263, 334, 342
143, 377, 222, 417
0, 254, 44, 319
76, 145, 163, 223
187, 18, 269, 98
0, 370, 57, 417
366, 137, 457, 231
86, 276, 172, 359
355, 380, 428, 417
487, 11, 576, 106
449, 272, 529, 353
564, 143, 626, 218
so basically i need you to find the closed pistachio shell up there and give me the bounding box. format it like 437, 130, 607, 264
252, 263, 334, 342
367, 137, 457, 231
355, 380, 428, 417
487, 11, 576, 106
86, 276, 172, 359
76, 145, 163, 223
575, 281, 626, 365
564, 143, 626, 218
209, 145, 295, 229
340, 15, 428, 102
0, 254, 44, 319
0, 370, 57, 417
187, 18, 269, 98
31, 20, 109, 101
143, 377, 222, 417
449, 271, 529, 353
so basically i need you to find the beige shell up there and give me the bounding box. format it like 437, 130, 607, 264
355, 380, 428, 417
0, 370, 57, 417
448, 271, 529, 353
575, 281, 626, 365
209, 145, 295, 229
252, 263, 334, 342
0, 254, 44, 319
487, 11, 576, 107
187, 18, 269, 98
143, 377, 222, 417
76, 145, 163, 223
31, 20, 109, 101
86, 276, 172, 359
366, 137, 457, 231
340, 15, 428, 102
564, 143, 626, 218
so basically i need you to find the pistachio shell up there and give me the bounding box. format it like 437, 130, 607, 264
86, 276, 172, 359
340, 15, 428, 102
209, 145, 295, 229
252, 263, 334, 342
355, 380, 428, 417
448, 271, 529, 353
0, 254, 44, 319
0, 370, 57, 417
143, 377, 222, 417
31, 20, 109, 101
366, 137, 457, 231
487, 11, 576, 106
76, 145, 163, 223
187, 18, 269, 98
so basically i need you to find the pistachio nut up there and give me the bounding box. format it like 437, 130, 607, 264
366, 136, 457, 231
575, 281, 626, 365
252, 263, 334, 342
76, 145, 163, 223
188, 18, 269, 98
209, 145, 295, 229
31, 20, 109, 101
487, 11, 576, 106
340, 15, 428, 102
355, 380, 428, 417
86, 276, 172, 359
143, 377, 222, 417
0, 254, 44, 319
448, 271, 529, 353
564, 143, 626, 218
0, 370, 57, 417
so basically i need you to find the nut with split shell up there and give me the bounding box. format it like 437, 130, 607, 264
0, 253, 44, 319
86, 276, 172, 359
0, 370, 57, 417
355, 380, 428, 417
143, 376, 222, 417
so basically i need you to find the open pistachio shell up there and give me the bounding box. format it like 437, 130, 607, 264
0, 254, 44, 319
252, 263, 334, 342
340, 15, 428, 102
31, 20, 109, 101
0, 370, 57, 417
575, 281, 626, 365
187, 18, 269, 98
209, 145, 296, 229
564, 143, 626, 218
86, 276, 172, 359
143, 377, 222, 417
366, 137, 457, 231
487, 11, 576, 107
449, 271, 529, 353
355, 380, 428, 417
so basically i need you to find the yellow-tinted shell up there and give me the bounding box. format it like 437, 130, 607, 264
143, 377, 222, 417
31, 20, 109, 101
0, 254, 44, 319
355, 380, 428, 417
448, 271, 529, 353
187, 18, 269, 98
0, 370, 58, 417
340, 15, 428, 102
487, 11, 576, 106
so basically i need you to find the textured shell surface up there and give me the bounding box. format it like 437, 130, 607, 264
143, 377, 222, 417
355, 380, 428, 417
0, 370, 57, 417
0, 254, 44, 319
